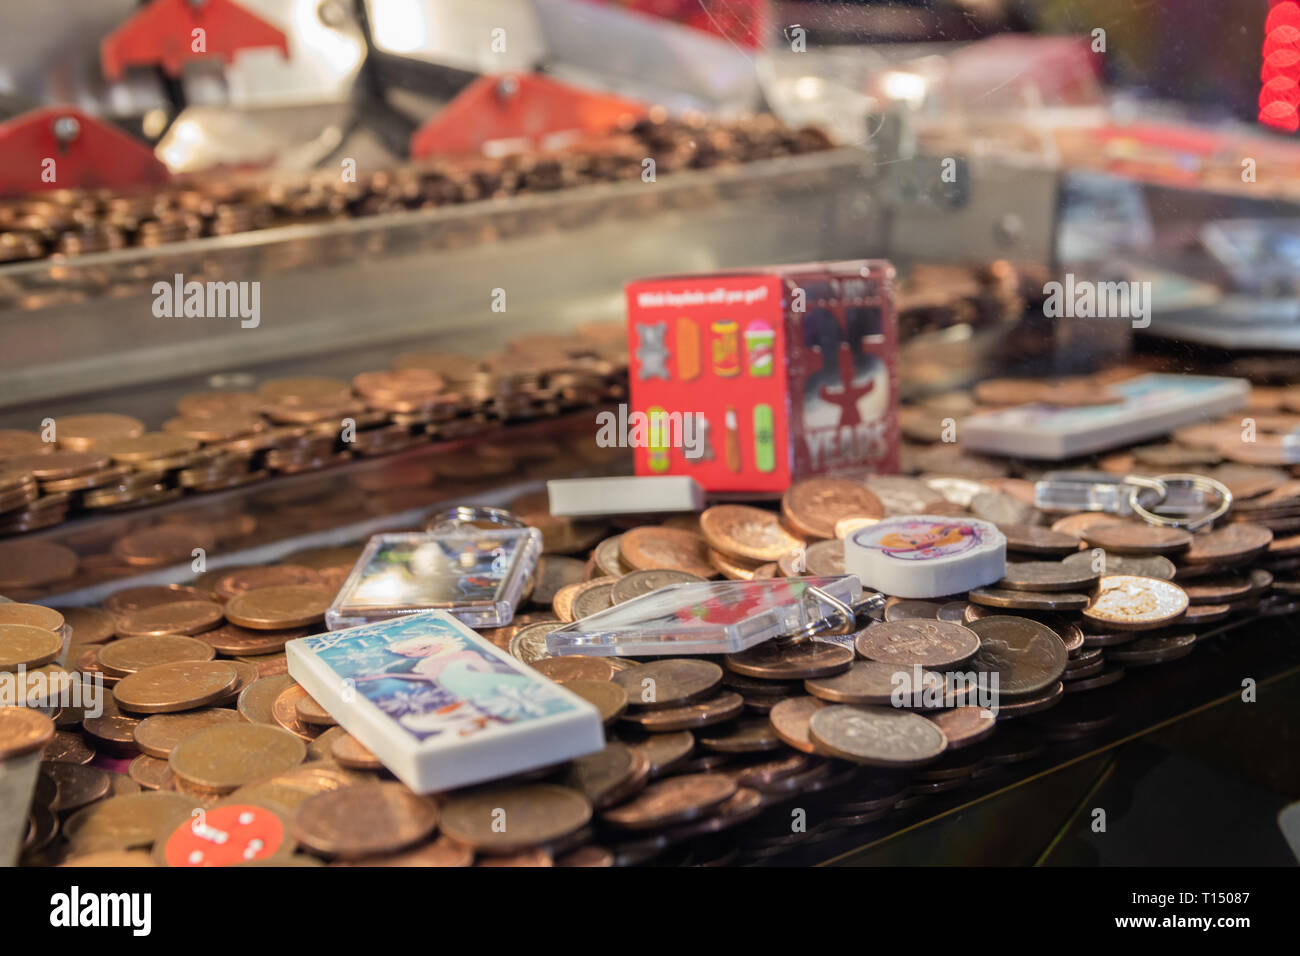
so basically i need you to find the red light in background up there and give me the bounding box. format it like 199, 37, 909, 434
1261, 4, 1300, 132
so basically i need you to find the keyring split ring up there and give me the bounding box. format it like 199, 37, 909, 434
781, 587, 886, 644
1132, 474, 1232, 531
425, 505, 526, 532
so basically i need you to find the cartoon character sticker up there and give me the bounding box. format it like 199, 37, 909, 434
852, 519, 986, 561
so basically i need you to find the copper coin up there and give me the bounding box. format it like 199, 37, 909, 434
601, 773, 736, 830
1083, 575, 1189, 631
5, 451, 108, 480
0, 706, 55, 760
1061, 549, 1176, 580
711, 547, 767, 580
804, 660, 943, 705
113, 601, 224, 638
0, 541, 77, 589
237, 674, 296, 724
170, 723, 307, 792
925, 706, 996, 749
195, 621, 306, 656
618, 527, 716, 578
44, 762, 113, 811
613, 659, 722, 709
998, 560, 1099, 592
61, 607, 117, 643
127, 754, 170, 790
571, 579, 616, 619
330, 732, 384, 770
292, 782, 439, 859
98, 634, 217, 674
1082, 522, 1192, 555
63, 792, 202, 853
271, 684, 324, 740
996, 524, 1082, 556
697, 718, 782, 753
1181, 577, 1253, 604
725, 640, 853, 680
1180, 523, 1273, 565
0, 624, 63, 670
619, 691, 744, 732
214, 565, 325, 600
967, 587, 1090, 611
335, 835, 473, 868
854, 620, 981, 668
224, 586, 332, 629
563, 742, 641, 808
781, 478, 884, 540
610, 568, 705, 604
295, 693, 336, 727
133, 708, 244, 758
966, 616, 1068, 697
0, 602, 64, 632
55, 413, 145, 451
768, 696, 827, 754
529, 656, 620, 684
807, 705, 948, 767
103, 584, 210, 615
630, 730, 695, 777
45, 730, 95, 765
112, 661, 239, 714
557, 845, 614, 867
112, 525, 214, 567
700, 505, 803, 563
439, 784, 590, 854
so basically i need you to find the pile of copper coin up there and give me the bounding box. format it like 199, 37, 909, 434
0, 324, 627, 539
13, 417, 1298, 864
0, 112, 833, 266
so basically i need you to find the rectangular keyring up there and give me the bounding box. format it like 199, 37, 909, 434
1034, 472, 1169, 516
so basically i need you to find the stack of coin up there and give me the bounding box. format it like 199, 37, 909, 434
0, 326, 628, 541
0, 113, 835, 264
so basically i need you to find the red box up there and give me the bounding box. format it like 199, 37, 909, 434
625, 260, 899, 493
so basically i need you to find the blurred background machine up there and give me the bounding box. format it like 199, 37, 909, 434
3, 0, 1300, 592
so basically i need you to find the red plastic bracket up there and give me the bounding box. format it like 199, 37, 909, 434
101, 0, 289, 81
0, 107, 170, 196
410, 73, 647, 159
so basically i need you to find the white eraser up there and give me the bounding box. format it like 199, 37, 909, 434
547, 476, 704, 517
845, 515, 1006, 599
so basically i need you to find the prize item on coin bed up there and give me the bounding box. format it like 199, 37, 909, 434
546, 476, 704, 517
962, 374, 1248, 460
326, 527, 541, 630
286, 611, 603, 793
545, 574, 863, 657
626, 260, 898, 493
0, 707, 54, 865
845, 516, 1006, 599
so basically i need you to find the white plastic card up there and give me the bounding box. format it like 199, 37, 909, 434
545, 575, 863, 657
286, 611, 604, 793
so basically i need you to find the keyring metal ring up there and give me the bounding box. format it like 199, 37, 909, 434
781, 587, 885, 644
1131, 474, 1232, 531
425, 505, 526, 532
1121, 474, 1169, 515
